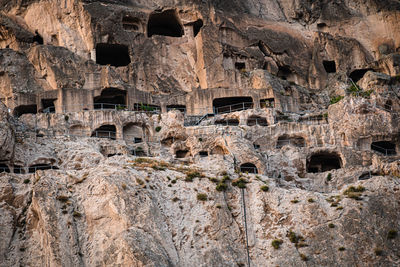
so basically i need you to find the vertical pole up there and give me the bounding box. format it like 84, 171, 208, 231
241, 188, 251, 267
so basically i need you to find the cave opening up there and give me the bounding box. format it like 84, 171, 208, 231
94, 88, 127, 109
349, 68, 373, 82
0, 163, 10, 173
306, 151, 342, 173
91, 125, 117, 140
96, 43, 131, 67
41, 98, 56, 113
235, 62, 246, 71
199, 151, 208, 157
176, 150, 189, 158
13, 105, 37, 117
323, 60, 336, 73
247, 115, 268, 126
384, 100, 393, 111
277, 65, 292, 80
122, 16, 140, 31
28, 164, 58, 173
215, 118, 239, 126
193, 19, 204, 37
276, 135, 306, 148
33, 30, 43, 44
371, 141, 396, 156
147, 10, 184, 37
167, 105, 186, 113
123, 123, 143, 143
213, 97, 253, 114
240, 163, 258, 174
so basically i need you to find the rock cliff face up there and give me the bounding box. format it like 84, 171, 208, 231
1, 0, 400, 266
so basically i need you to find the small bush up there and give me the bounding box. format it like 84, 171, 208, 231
338, 247, 346, 251
271, 239, 283, 249
343, 186, 365, 200
23, 179, 30, 184
171, 179, 177, 184
326, 173, 332, 182
291, 199, 299, 204
221, 175, 230, 183
185, 171, 201, 182
216, 183, 228, 192
232, 177, 249, 188
328, 223, 335, 229
136, 178, 145, 185
155, 126, 162, 132
73, 211, 82, 218
216, 204, 222, 209
135, 158, 152, 164
307, 198, 315, 203
121, 183, 127, 190
172, 197, 179, 202
64, 115, 69, 121
300, 254, 308, 261
330, 95, 344, 105
197, 193, 208, 201
287, 230, 304, 244
388, 229, 398, 239
198, 137, 203, 142
260, 185, 269, 192
209, 177, 219, 183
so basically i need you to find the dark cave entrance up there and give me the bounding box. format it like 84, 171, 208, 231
349, 68, 373, 82
94, 88, 127, 109
41, 98, 56, 113
240, 163, 258, 174
91, 125, 117, 140
96, 43, 131, 67
371, 141, 396, 156
323, 60, 336, 73
277, 65, 292, 80
213, 97, 253, 114
176, 150, 189, 158
306, 151, 342, 173
147, 10, 184, 37
0, 163, 10, 173
122, 16, 140, 31
276, 135, 306, 148
167, 105, 186, 113
247, 116, 268, 126
199, 151, 208, 157
33, 30, 43, 44
28, 164, 58, 173
13, 104, 37, 117
192, 19, 204, 37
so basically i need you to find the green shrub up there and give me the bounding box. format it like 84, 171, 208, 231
232, 177, 249, 188
287, 230, 304, 244
307, 198, 315, 203
271, 239, 283, 249
328, 223, 335, 229
56, 195, 69, 202
326, 173, 332, 182
23, 179, 30, 184
185, 171, 201, 182
388, 229, 398, 239
216, 204, 222, 209
216, 182, 228, 192
73, 211, 82, 218
343, 186, 365, 200
209, 177, 219, 183
197, 193, 208, 201
330, 95, 344, 105
64, 115, 69, 121
136, 178, 145, 185
198, 137, 203, 142
172, 197, 179, 202
171, 179, 177, 184
260, 185, 269, 192
338, 247, 345, 251
155, 126, 162, 132
221, 175, 230, 183
291, 199, 299, 204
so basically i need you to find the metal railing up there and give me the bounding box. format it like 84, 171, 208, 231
276, 139, 306, 149
246, 118, 268, 126
371, 143, 396, 156
239, 166, 258, 174
91, 130, 117, 140
214, 102, 254, 114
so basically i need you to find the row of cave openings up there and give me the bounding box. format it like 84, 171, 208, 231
321, 60, 374, 82
13, 90, 275, 118
96, 10, 203, 67
0, 163, 58, 174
